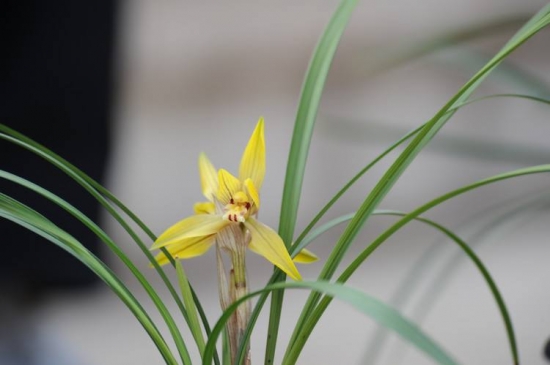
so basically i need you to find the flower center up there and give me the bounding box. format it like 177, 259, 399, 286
223, 191, 252, 223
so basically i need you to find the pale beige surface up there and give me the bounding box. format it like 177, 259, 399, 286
40, 1, 550, 364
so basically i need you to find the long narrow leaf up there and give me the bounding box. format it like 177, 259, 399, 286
0, 170, 193, 363
363, 191, 549, 365
0, 127, 219, 363
266, 0, 360, 363
0, 195, 179, 365
176, 260, 206, 356
286, 8, 550, 362
205, 281, 458, 365
284, 209, 517, 365
236, 90, 550, 364
294, 165, 550, 365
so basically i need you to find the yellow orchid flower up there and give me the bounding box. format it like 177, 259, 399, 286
151, 117, 317, 280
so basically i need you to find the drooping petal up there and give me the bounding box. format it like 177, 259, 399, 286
194, 201, 216, 215
239, 117, 265, 190
293, 248, 319, 263
244, 178, 260, 211
151, 214, 229, 250
244, 217, 301, 281
217, 169, 241, 205
154, 235, 216, 265
198, 153, 218, 201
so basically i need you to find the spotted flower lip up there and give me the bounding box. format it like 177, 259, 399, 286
150, 117, 317, 281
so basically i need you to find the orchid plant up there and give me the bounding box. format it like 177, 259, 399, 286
1, 1, 550, 365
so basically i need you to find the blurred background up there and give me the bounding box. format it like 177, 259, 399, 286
2, 0, 550, 364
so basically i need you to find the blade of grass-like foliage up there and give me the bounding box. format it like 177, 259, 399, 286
284, 210, 518, 365
383, 211, 518, 365
235, 90, 550, 364
300, 204, 532, 365
311, 91, 550, 252
176, 260, 206, 357
453, 93, 550, 108
0, 194, 179, 365
278, 0, 359, 243
437, 47, 550, 98
0, 128, 181, 303
291, 165, 550, 365
0, 171, 192, 364
383, 194, 550, 365
318, 11, 550, 283
267, 0, 359, 362
363, 190, 550, 365
222, 330, 231, 365
205, 281, 458, 365
325, 116, 550, 166
286, 7, 550, 360
291, 122, 420, 250
0, 127, 219, 364
236, 123, 422, 365
292, 212, 354, 253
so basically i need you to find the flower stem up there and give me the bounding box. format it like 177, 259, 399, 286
216, 224, 252, 365
230, 245, 251, 365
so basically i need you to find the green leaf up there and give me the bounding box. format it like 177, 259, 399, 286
389, 213, 518, 365
236, 90, 550, 365
286, 7, 550, 362
0, 126, 219, 364
222, 329, 231, 365
319, 7, 550, 292
0, 194, 179, 365
176, 260, 206, 357
266, 0, 360, 363
322, 93, 550, 165
295, 165, 550, 365
285, 209, 518, 365
0, 170, 193, 364
363, 190, 549, 365
234, 121, 423, 365
204, 281, 458, 365
278, 0, 359, 244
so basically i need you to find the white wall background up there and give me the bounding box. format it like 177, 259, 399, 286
38, 1, 550, 364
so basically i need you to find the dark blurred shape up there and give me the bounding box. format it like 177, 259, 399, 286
545, 337, 550, 361
0, 1, 118, 363
0, 1, 117, 292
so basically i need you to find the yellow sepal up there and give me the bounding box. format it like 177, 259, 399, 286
239, 117, 265, 191
154, 235, 215, 266
198, 153, 218, 201
244, 217, 301, 281
151, 214, 229, 250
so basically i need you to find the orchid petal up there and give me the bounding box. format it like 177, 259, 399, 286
239, 117, 265, 190
198, 153, 218, 201
293, 248, 319, 263
244, 178, 260, 210
154, 235, 215, 265
244, 217, 301, 281
151, 214, 228, 250
217, 169, 241, 205
194, 201, 216, 215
